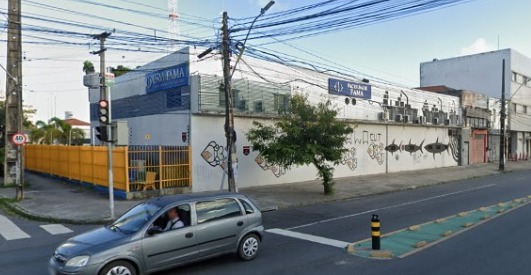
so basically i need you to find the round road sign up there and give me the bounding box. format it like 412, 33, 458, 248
11, 133, 27, 145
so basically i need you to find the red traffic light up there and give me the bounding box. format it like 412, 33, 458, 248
99, 100, 109, 108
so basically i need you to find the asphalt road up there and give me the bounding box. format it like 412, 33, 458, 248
1, 169, 530, 275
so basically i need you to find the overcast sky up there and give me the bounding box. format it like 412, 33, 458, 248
1, 0, 530, 124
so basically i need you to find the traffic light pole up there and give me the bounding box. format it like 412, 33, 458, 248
92, 31, 115, 219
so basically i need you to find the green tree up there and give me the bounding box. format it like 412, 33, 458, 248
82, 60, 95, 74
246, 95, 354, 195
30, 117, 85, 145
110, 65, 132, 77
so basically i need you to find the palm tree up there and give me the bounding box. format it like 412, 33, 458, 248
30, 117, 85, 145
83, 60, 95, 74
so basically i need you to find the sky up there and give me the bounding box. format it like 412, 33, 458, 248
1, 0, 530, 124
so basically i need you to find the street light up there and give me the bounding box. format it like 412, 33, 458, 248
230, 1, 275, 78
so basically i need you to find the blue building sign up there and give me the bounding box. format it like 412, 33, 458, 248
146, 63, 189, 93
328, 78, 371, 99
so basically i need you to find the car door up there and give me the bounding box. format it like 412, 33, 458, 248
194, 198, 245, 257
142, 204, 197, 272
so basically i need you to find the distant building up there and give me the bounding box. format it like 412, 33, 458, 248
63, 117, 90, 144
420, 49, 531, 160
418, 85, 500, 164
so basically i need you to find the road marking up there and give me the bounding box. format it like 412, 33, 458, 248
288, 184, 497, 230
40, 224, 73, 235
0, 215, 30, 241
267, 228, 350, 249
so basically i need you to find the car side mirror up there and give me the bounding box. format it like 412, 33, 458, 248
147, 226, 163, 236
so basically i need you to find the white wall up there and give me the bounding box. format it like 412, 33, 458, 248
190, 115, 458, 192
122, 113, 190, 146
420, 49, 511, 99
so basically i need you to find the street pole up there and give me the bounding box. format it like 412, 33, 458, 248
91, 31, 114, 219
221, 12, 237, 192
4, 0, 24, 200
499, 59, 506, 171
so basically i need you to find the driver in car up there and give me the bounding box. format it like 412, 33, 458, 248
164, 208, 184, 231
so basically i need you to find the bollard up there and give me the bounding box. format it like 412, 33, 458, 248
371, 214, 381, 250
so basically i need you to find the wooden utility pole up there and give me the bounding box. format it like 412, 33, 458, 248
4, 0, 24, 200
221, 12, 237, 192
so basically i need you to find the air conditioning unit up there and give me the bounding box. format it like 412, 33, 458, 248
433, 117, 439, 124
395, 114, 403, 122
404, 115, 410, 123
380, 111, 389, 121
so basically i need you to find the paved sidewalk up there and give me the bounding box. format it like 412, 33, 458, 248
0, 161, 529, 224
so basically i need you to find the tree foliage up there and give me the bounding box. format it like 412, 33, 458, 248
30, 117, 85, 145
246, 95, 354, 195
110, 65, 132, 77
82, 60, 95, 74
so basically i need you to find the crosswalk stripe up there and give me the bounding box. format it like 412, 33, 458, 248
266, 228, 350, 249
0, 215, 31, 241
40, 224, 73, 235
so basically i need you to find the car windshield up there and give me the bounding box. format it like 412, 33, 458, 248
108, 203, 161, 234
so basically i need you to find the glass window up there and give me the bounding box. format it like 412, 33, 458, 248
109, 203, 161, 234
196, 198, 242, 224
512, 72, 518, 82
239, 199, 255, 214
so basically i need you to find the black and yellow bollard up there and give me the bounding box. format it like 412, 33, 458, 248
371, 214, 381, 250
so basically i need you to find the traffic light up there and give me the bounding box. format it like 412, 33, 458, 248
98, 99, 109, 124
95, 125, 109, 142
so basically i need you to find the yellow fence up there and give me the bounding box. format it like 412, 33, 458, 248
24, 145, 191, 193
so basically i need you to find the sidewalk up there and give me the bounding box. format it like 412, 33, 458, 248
0, 161, 529, 224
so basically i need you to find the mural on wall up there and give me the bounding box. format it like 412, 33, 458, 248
255, 154, 287, 178
201, 141, 226, 168
352, 130, 385, 165
448, 136, 459, 162
384, 139, 402, 154
424, 138, 449, 158
341, 147, 358, 171
403, 139, 424, 154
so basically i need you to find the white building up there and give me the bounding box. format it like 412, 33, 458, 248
89, 47, 463, 193
420, 49, 531, 160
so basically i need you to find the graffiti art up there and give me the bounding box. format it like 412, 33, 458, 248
384, 139, 402, 154
403, 139, 424, 154
424, 138, 449, 158
367, 142, 385, 165
341, 147, 358, 171
201, 141, 226, 167
255, 154, 287, 178
448, 136, 459, 162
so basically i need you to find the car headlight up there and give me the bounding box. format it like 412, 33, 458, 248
65, 256, 90, 267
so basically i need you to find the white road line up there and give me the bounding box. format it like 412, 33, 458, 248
267, 228, 350, 249
40, 224, 73, 235
0, 215, 30, 241
288, 184, 497, 230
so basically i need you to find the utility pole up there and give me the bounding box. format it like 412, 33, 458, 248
499, 59, 506, 171
4, 0, 24, 200
91, 31, 115, 219
221, 12, 237, 192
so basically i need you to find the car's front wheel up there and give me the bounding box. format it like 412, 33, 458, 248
99, 260, 137, 275
238, 233, 260, 261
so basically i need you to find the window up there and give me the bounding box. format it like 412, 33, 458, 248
196, 198, 242, 224
239, 199, 255, 214
524, 105, 528, 114
166, 90, 182, 108
512, 72, 518, 82
512, 103, 517, 113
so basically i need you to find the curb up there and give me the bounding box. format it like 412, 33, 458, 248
0, 199, 111, 225
266, 170, 508, 210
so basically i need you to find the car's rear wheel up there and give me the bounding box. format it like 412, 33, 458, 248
238, 233, 260, 261
99, 260, 137, 275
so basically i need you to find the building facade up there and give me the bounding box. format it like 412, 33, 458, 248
88, 47, 463, 192
420, 49, 531, 160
